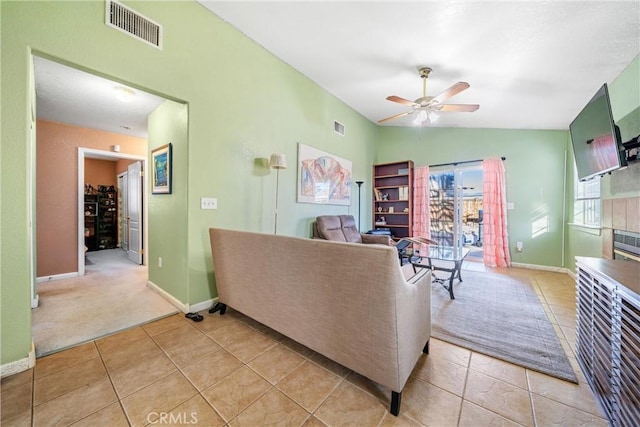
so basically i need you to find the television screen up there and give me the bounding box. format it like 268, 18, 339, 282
569, 83, 626, 181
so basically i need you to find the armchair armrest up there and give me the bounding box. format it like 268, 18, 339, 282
361, 234, 391, 245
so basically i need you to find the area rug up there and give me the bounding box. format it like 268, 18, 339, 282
430, 269, 578, 383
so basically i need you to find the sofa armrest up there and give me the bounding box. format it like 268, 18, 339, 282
361, 234, 391, 245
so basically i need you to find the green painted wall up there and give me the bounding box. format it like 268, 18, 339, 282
0, 0, 376, 364
564, 56, 640, 272
147, 100, 189, 302
0, 21, 35, 367
375, 127, 569, 267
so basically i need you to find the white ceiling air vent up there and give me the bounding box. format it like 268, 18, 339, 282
334, 121, 345, 136
106, 0, 163, 49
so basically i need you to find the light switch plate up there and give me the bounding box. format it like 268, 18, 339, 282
201, 197, 217, 210
507, 202, 515, 210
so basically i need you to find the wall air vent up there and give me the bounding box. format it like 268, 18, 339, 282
334, 121, 345, 136
106, 0, 163, 49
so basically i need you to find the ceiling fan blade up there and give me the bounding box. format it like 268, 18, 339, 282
438, 104, 479, 112
386, 95, 417, 106
378, 111, 411, 123
433, 82, 470, 103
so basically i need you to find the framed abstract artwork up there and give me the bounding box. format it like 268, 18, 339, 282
151, 143, 172, 194
297, 143, 352, 206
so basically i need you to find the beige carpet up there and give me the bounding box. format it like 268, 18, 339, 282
32, 249, 178, 357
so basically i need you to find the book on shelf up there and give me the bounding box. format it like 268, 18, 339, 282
398, 186, 405, 200
374, 188, 382, 201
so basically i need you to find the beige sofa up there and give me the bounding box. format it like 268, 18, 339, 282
209, 228, 432, 416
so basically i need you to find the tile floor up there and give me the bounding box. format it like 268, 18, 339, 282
1, 266, 609, 427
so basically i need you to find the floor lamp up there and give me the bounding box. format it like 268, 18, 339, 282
269, 154, 287, 234
355, 180, 364, 231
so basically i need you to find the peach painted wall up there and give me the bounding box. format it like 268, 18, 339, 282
36, 120, 147, 277
116, 159, 136, 175
85, 158, 118, 189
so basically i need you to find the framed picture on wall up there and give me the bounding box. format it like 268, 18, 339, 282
297, 143, 352, 206
151, 143, 172, 194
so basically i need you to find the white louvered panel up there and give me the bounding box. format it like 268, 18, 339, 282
105, 0, 162, 49
576, 259, 640, 427
619, 293, 640, 427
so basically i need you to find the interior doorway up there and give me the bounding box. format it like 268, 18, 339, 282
78, 150, 146, 275
31, 54, 177, 356
429, 166, 484, 260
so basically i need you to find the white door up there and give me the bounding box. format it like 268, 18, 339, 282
127, 161, 143, 264
117, 172, 129, 251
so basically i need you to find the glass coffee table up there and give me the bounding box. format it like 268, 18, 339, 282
410, 245, 470, 300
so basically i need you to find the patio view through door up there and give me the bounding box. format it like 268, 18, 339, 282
429, 167, 484, 257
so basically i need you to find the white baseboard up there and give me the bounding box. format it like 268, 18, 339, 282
511, 262, 569, 274
1, 342, 36, 378
36, 272, 79, 283
189, 298, 218, 314
147, 280, 188, 313
146, 281, 219, 314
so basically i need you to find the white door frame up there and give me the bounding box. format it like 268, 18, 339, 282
117, 171, 129, 252
78, 148, 147, 276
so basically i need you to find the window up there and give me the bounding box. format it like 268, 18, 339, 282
574, 174, 601, 228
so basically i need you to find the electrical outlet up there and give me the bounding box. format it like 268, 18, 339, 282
516, 241, 523, 252
507, 202, 515, 210
158, 257, 163, 268
201, 197, 218, 210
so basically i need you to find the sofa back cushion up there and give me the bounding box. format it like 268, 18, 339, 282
315, 215, 363, 243
339, 215, 363, 243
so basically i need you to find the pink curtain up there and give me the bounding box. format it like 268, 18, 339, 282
482, 158, 511, 267
413, 166, 431, 251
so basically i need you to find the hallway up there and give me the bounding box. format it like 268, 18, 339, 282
32, 249, 177, 357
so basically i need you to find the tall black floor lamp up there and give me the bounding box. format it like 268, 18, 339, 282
355, 180, 364, 231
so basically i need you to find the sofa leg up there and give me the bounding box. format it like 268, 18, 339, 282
423, 339, 430, 354
208, 302, 227, 315
390, 391, 401, 416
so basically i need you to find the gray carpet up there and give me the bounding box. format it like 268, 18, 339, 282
431, 269, 578, 383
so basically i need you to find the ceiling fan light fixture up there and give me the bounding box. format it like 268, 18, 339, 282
413, 110, 428, 126
114, 86, 136, 102
379, 66, 478, 125
413, 110, 438, 126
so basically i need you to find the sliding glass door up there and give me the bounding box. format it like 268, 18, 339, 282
429, 166, 483, 250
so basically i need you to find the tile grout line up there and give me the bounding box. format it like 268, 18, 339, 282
93, 339, 133, 426
142, 319, 229, 426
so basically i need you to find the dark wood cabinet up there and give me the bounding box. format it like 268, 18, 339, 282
372, 160, 413, 240
97, 186, 117, 250
84, 186, 118, 251
84, 194, 98, 251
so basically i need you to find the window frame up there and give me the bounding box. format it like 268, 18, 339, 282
572, 173, 601, 229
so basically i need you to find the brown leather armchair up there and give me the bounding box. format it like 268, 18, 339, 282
312, 215, 391, 245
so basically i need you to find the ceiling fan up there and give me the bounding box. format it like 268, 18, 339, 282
378, 67, 479, 126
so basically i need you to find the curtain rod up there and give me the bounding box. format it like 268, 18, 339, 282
429, 156, 506, 168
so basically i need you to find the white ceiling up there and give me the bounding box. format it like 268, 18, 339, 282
34, 56, 166, 139
199, 0, 639, 129
34, 2, 639, 136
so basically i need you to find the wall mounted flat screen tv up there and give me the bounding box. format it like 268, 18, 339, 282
569, 83, 627, 181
